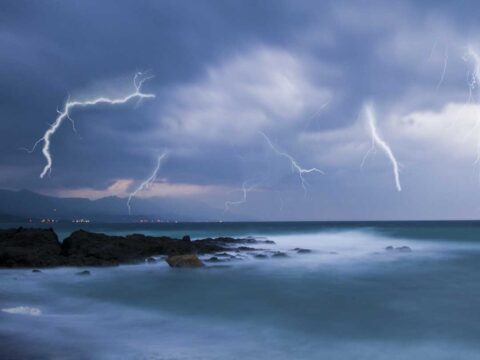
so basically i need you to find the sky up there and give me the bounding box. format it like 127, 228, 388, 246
3, 0, 480, 220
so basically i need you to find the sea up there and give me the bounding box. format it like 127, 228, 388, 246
1, 221, 480, 359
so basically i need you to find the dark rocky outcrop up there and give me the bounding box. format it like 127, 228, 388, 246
0, 228, 62, 267
0, 228, 266, 268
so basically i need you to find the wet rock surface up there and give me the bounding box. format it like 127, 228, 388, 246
385, 246, 412, 253
75, 270, 91, 276
294, 248, 312, 254
146, 257, 157, 263
0, 228, 62, 268
166, 254, 204, 268
0, 228, 270, 268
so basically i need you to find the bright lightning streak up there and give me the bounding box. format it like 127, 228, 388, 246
224, 181, 256, 212
467, 46, 480, 104
435, 46, 448, 91
362, 104, 402, 192
127, 152, 168, 215
260, 131, 323, 195
302, 99, 332, 131
464, 46, 480, 165
26, 72, 155, 178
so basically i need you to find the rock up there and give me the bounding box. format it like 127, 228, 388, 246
216, 252, 234, 258
0, 228, 62, 268
206, 256, 220, 262
294, 248, 312, 254
264, 240, 275, 244
254, 254, 268, 259
385, 245, 412, 253
61, 230, 211, 266
146, 257, 157, 263
166, 254, 204, 268
75, 270, 91, 276
0, 228, 270, 268
272, 251, 288, 258
32, 269, 42, 273
237, 246, 256, 251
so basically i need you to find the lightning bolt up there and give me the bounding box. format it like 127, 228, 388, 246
26, 72, 155, 178
302, 99, 332, 131
127, 152, 168, 215
224, 181, 256, 212
362, 104, 402, 192
435, 46, 448, 91
464, 46, 480, 165
466, 46, 480, 105
260, 131, 323, 195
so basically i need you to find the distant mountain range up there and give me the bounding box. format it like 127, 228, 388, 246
0, 189, 243, 223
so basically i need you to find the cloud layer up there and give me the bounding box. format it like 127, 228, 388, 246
2, 0, 480, 220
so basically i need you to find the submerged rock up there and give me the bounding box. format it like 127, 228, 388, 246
166, 254, 204, 268
32, 269, 42, 273
75, 270, 91, 276
254, 254, 268, 259
237, 246, 256, 251
146, 257, 157, 264
216, 252, 235, 258
385, 246, 412, 253
294, 248, 312, 254
272, 251, 288, 258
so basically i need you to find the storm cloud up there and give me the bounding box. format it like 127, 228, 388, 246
2, 0, 480, 220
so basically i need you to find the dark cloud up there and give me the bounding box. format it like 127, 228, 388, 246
2, 0, 480, 219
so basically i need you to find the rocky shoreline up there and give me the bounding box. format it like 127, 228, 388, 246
0, 228, 274, 268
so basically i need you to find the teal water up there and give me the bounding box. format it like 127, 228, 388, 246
1, 222, 480, 359
7, 220, 480, 241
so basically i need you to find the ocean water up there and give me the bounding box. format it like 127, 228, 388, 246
1, 221, 480, 359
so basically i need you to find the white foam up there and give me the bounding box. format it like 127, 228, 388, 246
1, 306, 42, 316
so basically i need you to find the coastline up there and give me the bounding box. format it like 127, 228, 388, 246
0, 227, 276, 268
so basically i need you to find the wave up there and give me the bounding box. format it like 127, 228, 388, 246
1, 306, 42, 316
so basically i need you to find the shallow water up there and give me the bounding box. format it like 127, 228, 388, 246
1, 222, 480, 359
